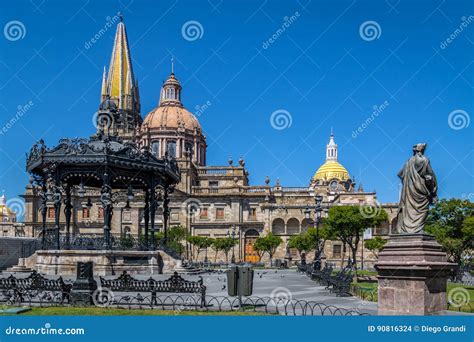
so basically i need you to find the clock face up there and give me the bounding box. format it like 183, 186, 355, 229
329, 180, 338, 191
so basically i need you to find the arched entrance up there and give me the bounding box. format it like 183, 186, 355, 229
244, 229, 260, 263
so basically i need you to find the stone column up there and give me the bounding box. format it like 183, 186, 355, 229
375, 234, 456, 315
64, 185, 72, 250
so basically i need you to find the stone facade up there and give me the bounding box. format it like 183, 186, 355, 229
18, 19, 399, 269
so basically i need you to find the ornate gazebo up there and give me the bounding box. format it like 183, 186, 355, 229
26, 102, 180, 252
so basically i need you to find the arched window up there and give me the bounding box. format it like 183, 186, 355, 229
167, 140, 176, 157
185, 142, 193, 155
287, 218, 300, 235
301, 218, 314, 232
151, 141, 160, 157
272, 218, 285, 235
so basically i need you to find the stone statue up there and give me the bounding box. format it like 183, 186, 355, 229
396, 143, 438, 234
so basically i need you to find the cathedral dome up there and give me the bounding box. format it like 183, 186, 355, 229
313, 160, 350, 181
312, 132, 351, 182
143, 104, 201, 131
142, 72, 202, 132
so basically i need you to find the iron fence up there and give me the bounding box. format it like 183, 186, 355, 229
0, 290, 369, 316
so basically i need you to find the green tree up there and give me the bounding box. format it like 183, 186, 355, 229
253, 233, 283, 265
364, 236, 387, 258
287, 234, 311, 256
161, 225, 187, 256
187, 236, 204, 261
425, 199, 474, 265
212, 237, 237, 263
325, 205, 388, 268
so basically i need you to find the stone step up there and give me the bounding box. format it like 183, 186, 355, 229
4, 265, 33, 273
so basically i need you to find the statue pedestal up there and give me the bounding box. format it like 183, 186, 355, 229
375, 234, 455, 315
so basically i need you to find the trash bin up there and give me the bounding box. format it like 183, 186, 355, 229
237, 266, 254, 296
227, 265, 238, 296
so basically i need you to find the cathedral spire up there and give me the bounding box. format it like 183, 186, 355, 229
100, 66, 107, 99
105, 15, 137, 110
98, 15, 141, 141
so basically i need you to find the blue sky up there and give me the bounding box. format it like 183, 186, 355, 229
0, 0, 473, 212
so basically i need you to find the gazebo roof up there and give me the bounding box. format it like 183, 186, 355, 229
26, 134, 180, 189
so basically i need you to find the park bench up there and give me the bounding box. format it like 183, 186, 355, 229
325, 267, 353, 296
311, 264, 333, 283
0, 271, 72, 303
100, 271, 207, 307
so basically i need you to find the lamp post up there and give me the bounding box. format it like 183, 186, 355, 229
304, 194, 324, 271
229, 225, 237, 264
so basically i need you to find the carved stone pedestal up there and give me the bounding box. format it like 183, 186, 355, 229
375, 234, 455, 315
71, 261, 97, 306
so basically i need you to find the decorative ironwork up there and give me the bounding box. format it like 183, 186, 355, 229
298, 262, 353, 297
26, 132, 180, 251
100, 271, 206, 307
0, 271, 72, 304
0, 288, 369, 315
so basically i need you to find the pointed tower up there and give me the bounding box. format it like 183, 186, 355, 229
326, 130, 338, 161
98, 15, 141, 141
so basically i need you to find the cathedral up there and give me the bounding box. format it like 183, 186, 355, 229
20, 18, 398, 267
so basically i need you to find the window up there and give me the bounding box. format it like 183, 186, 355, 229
82, 208, 90, 219
98, 207, 104, 219
333, 245, 342, 259
249, 208, 257, 220
151, 141, 160, 157
185, 142, 193, 155
216, 208, 225, 220
167, 140, 176, 158
200, 207, 208, 219
209, 181, 219, 187
48, 208, 55, 219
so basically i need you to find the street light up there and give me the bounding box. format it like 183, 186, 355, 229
305, 194, 325, 271
229, 225, 238, 264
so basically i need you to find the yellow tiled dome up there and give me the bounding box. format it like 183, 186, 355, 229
313, 160, 350, 181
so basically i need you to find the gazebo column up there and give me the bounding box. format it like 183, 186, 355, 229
144, 189, 150, 248
64, 185, 72, 250
39, 180, 47, 249
53, 182, 62, 250
100, 173, 113, 249
163, 187, 170, 246
149, 186, 156, 250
